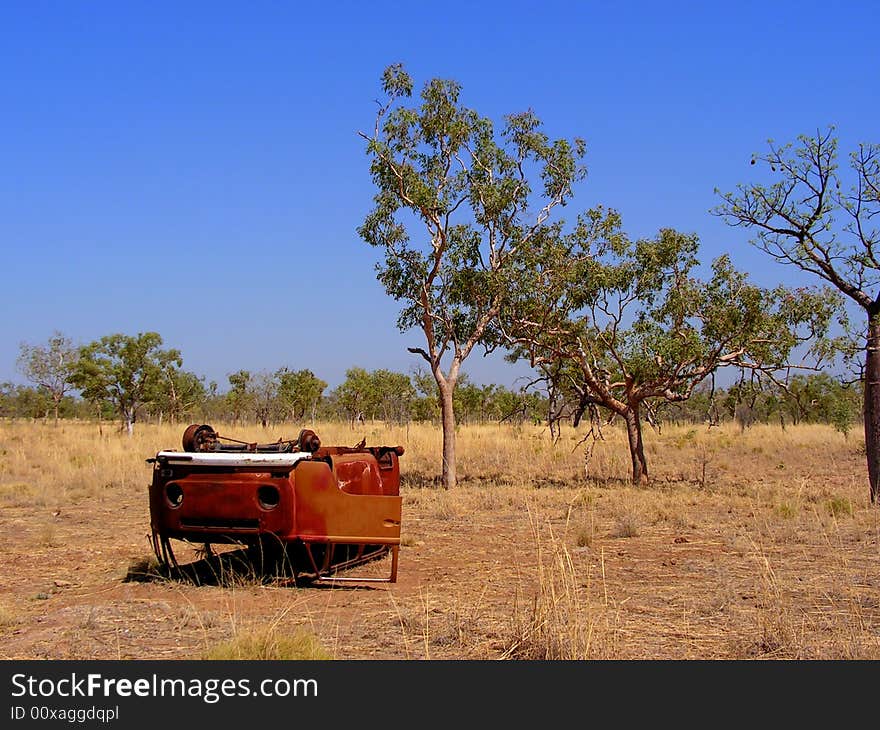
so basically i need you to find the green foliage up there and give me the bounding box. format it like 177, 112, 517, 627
779, 373, 859, 427
505, 215, 837, 407
714, 128, 879, 503
359, 63, 589, 486
154, 366, 206, 422
453, 377, 545, 424
331, 367, 415, 424
360, 83, 585, 346
70, 332, 182, 434
251, 371, 280, 427
715, 130, 878, 299
180, 367, 326, 426
276, 368, 327, 422
407, 369, 545, 424
16, 331, 79, 420
0, 382, 53, 419
825, 496, 853, 518
831, 394, 858, 438
502, 212, 840, 481
713, 128, 879, 368
655, 372, 862, 432
0, 332, 863, 432
225, 369, 255, 423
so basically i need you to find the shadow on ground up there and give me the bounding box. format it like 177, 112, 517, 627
123, 543, 389, 590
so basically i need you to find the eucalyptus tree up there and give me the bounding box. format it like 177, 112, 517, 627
502, 210, 838, 483
372, 369, 416, 424
276, 368, 327, 423
251, 371, 282, 428
359, 64, 587, 488
333, 367, 374, 426
332, 367, 415, 425
16, 331, 78, 422
226, 370, 254, 424
71, 332, 182, 435
714, 128, 880, 501
155, 366, 206, 423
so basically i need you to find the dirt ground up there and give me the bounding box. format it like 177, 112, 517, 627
1, 422, 880, 660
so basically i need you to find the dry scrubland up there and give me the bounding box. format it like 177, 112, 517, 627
0, 418, 879, 659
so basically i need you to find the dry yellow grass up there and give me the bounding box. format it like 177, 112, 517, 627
0, 417, 863, 497
0, 417, 878, 659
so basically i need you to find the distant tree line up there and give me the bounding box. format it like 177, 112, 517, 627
3, 331, 862, 437
3, 331, 551, 431
654, 373, 861, 437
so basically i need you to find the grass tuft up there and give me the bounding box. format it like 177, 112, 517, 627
203, 626, 333, 660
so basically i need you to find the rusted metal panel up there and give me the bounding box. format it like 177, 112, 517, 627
148, 424, 404, 583
292, 460, 402, 542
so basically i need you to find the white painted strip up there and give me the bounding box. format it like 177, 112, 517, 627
156, 450, 312, 466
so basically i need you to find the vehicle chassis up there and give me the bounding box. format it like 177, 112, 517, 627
148, 425, 404, 583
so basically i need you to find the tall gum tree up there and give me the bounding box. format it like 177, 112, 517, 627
501, 210, 838, 483
359, 64, 587, 488
714, 129, 880, 502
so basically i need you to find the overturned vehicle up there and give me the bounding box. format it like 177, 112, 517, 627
147, 424, 403, 583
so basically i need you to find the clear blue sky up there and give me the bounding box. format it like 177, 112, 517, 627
2, 1, 877, 390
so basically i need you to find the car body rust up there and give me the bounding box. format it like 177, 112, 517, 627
147, 424, 404, 583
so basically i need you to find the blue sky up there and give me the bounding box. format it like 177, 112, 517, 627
2, 1, 878, 390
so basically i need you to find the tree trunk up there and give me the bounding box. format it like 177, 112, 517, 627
864, 316, 880, 503
125, 415, 134, 437
438, 380, 457, 489
624, 406, 648, 485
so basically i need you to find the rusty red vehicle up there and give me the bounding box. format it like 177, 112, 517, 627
147, 424, 403, 583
